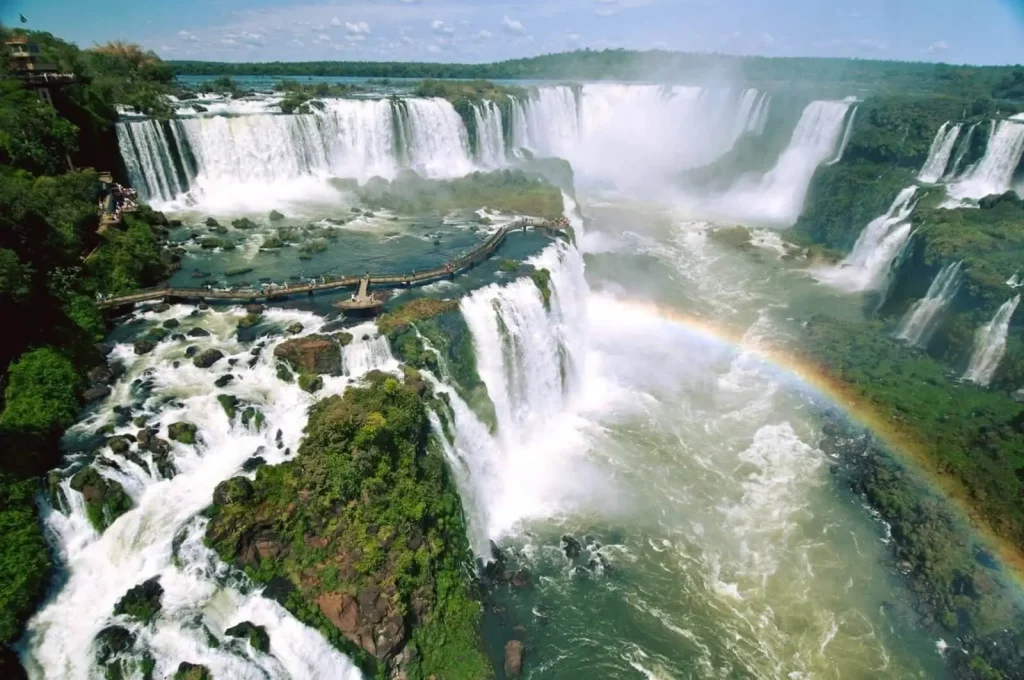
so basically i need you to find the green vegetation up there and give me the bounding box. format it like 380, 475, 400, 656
205, 372, 490, 679
274, 79, 363, 114
0, 473, 50, 655
530, 268, 552, 310
357, 170, 564, 220
113, 577, 163, 624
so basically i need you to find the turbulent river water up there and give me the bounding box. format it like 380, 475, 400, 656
25, 84, 1013, 679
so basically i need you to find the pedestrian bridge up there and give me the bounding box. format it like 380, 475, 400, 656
97, 217, 570, 310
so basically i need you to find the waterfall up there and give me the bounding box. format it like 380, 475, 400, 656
963, 295, 1020, 386
716, 100, 853, 226
896, 261, 963, 346
948, 120, 1024, 200
918, 122, 962, 184
826, 105, 858, 166
21, 307, 368, 680
448, 241, 590, 545
472, 100, 506, 167
116, 97, 475, 206
944, 122, 979, 181
814, 187, 918, 292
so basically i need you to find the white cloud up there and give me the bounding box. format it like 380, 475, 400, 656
401, 35, 415, 45
314, 33, 331, 43
760, 32, 776, 46
594, 8, 616, 16
346, 21, 370, 35
346, 34, 366, 43
566, 33, 581, 42
431, 19, 455, 34
925, 40, 950, 54
178, 30, 199, 43
330, 16, 342, 27
221, 38, 237, 46
501, 15, 526, 35
475, 29, 494, 40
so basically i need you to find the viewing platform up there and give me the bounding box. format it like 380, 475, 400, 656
96, 217, 572, 311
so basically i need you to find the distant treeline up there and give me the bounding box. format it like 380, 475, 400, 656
171, 49, 1024, 100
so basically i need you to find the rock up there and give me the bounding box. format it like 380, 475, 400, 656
152, 449, 177, 479
173, 662, 212, 680
275, 429, 284, 449
504, 640, 524, 677
95, 342, 114, 356
205, 217, 220, 227
225, 621, 270, 653
298, 373, 323, 394
232, 217, 258, 230
168, 422, 198, 445
69, 467, 132, 532
286, 322, 304, 334
198, 303, 209, 310
88, 364, 114, 385
245, 303, 265, 315
83, 385, 111, 401
153, 303, 171, 313
187, 327, 210, 338
163, 318, 180, 329
237, 313, 261, 329
274, 335, 343, 376
113, 577, 163, 623
242, 456, 266, 472
185, 345, 199, 358
133, 339, 156, 355
214, 374, 235, 388
213, 477, 253, 505
106, 436, 132, 454
94, 625, 136, 664
510, 569, 532, 589
561, 535, 582, 559
217, 394, 238, 419
269, 210, 285, 221
193, 348, 224, 368
171, 333, 185, 342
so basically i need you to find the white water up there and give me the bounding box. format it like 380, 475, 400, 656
117, 97, 474, 209
943, 122, 979, 181
510, 84, 771, 188
21, 307, 371, 679
948, 120, 1024, 200
963, 295, 1020, 386
714, 100, 853, 226
896, 261, 963, 347
918, 122, 963, 184
814, 187, 918, 292
826, 105, 857, 166
473, 100, 506, 168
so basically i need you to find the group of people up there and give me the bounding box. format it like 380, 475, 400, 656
103, 183, 138, 223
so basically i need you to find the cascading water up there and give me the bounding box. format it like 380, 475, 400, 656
826, 105, 857, 166
918, 122, 963, 184
896, 260, 963, 346
944, 122, 979, 181
116, 97, 474, 208
948, 119, 1024, 200
963, 295, 1020, 386
472, 100, 506, 167
21, 307, 372, 680
813, 187, 918, 292
713, 99, 853, 226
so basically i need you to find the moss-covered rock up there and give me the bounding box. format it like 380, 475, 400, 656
298, 373, 323, 394
173, 662, 212, 680
193, 348, 224, 369
204, 372, 490, 679
167, 422, 197, 445
273, 335, 344, 376
113, 577, 163, 623
225, 621, 270, 653
217, 394, 238, 420
231, 217, 257, 230
69, 467, 132, 532
268, 210, 285, 222
530, 268, 552, 310
237, 313, 261, 330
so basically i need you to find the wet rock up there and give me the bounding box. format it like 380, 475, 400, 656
163, 318, 180, 329
510, 569, 532, 589
153, 303, 171, 313
205, 217, 219, 227
185, 345, 199, 357
232, 217, 258, 230
69, 467, 132, 532
246, 303, 265, 316
171, 333, 186, 342
275, 429, 284, 449
227, 358, 238, 366
173, 662, 212, 680
286, 322, 304, 334
242, 456, 266, 472
83, 385, 111, 401
561, 535, 582, 559
298, 373, 323, 393
107, 435, 132, 454
214, 374, 235, 388
88, 364, 114, 385
168, 422, 198, 445
274, 335, 343, 376
504, 640, 524, 677
172, 360, 181, 369
217, 394, 238, 419
187, 327, 210, 338
193, 348, 224, 369
136, 428, 153, 448
268, 209, 285, 222
94, 626, 136, 664
152, 449, 177, 480
197, 303, 209, 311
897, 560, 914, 575
95, 342, 114, 357
213, 477, 253, 505
133, 339, 156, 355
237, 313, 261, 329
225, 621, 270, 653
113, 577, 163, 623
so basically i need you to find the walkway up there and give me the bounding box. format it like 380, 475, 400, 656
97, 217, 570, 309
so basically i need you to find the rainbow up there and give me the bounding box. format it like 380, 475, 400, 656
616, 297, 1024, 584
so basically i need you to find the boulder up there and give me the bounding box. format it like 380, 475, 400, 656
268, 209, 285, 222
242, 456, 266, 472
153, 303, 171, 313
168, 422, 198, 445
232, 217, 258, 230
245, 303, 265, 315
298, 373, 323, 394
193, 348, 224, 369
163, 318, 180, 329
69, 467, 132, 532
171, 333, 186, 342
205, 217, 219, 227
217, 394, 239, 419
214, 374, 235, 388
173, 662, 212, 680
504, 640, 524, 677
213, 476, 253, 505
94, 625, 136, 664
113, 577, 163, 623
286, 322, 304, 334
83, 385, 111, 401
510, 569, 532, 589
225, 621, 270, 653
187, 327, 210, 338
561, 535, 582, 559
237, 313, 261, 329
106, 435, 131, 454
274, 335, 343, 376
133, 339, 156, 355
87, 364, 114, 385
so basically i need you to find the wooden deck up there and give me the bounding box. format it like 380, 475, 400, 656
97, 217, 570, 310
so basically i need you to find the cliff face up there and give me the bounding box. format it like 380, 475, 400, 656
205, 371, 491, 680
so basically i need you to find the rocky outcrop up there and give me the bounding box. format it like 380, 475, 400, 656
193, 348, 224, 369
168, 422, 198, 445
504, 640, 524, 677
225, 621, 270, 653
69, 467, 132, 532
173, 662, 212, 680
113, 577, 163, 623
133, 339, 156, 355
273, 335, 344, 376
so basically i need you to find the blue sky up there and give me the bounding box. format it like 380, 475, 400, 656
2, 0, 1023, 64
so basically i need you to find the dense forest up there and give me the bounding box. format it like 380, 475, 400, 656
0, 28, 178, 676
172, 49, 1024, 99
